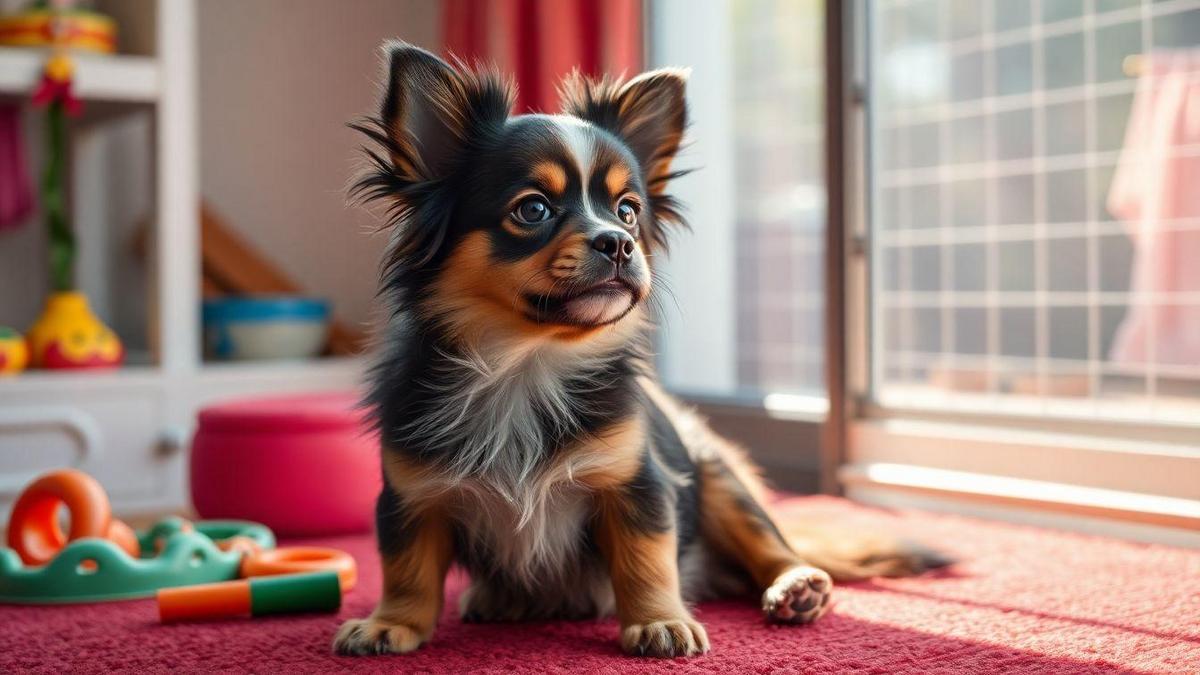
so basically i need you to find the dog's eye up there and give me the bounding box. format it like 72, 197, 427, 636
616, 201, 638, 225
513, 196, 553, 225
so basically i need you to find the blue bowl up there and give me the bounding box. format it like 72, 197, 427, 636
202, 296, 330, 361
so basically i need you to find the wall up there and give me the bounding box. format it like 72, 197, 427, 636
0, 108, 49, 332
197, 0, 440, 331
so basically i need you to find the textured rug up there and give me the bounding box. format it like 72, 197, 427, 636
2, 496, 1197, 674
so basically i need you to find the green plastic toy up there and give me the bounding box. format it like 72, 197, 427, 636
0, 518, 275, 604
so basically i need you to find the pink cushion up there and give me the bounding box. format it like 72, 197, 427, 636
197, 392, 370, 432
190, 391, 380, 536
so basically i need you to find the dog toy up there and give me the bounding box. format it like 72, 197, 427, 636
157, 570, 342, 623
1, 467, 358, 616
239, 546, 357, 591
6, 468, 139, 564
156, 547, 357, 622
0, 469, 275, 604
0, 517, 274, 604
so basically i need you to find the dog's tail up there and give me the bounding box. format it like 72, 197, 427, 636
641, 381, 953, 583
777, 520, 953, 582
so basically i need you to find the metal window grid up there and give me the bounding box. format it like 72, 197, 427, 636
870, 0, 1200, 425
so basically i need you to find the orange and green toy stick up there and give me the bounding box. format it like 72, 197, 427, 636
157, 570, 341, 623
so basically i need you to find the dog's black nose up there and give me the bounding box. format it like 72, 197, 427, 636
592, 231, 636, 265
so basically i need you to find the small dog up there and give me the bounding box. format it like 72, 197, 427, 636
334, 42, 944, 658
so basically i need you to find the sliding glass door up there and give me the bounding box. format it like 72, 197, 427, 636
850, 0, 1200, 530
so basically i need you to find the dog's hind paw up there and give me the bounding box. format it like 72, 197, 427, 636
762, 565, 833, 624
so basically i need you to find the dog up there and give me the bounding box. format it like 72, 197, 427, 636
334, 42, 946, 658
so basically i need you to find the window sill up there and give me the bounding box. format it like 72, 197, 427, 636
840, 462, 1200, 532
672, 389, 828, 423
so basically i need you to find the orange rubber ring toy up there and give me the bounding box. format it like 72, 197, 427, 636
240, 547, 357, 591
216, 535, 263, 556
104, 518, 142, 560
7, 469, 112, 565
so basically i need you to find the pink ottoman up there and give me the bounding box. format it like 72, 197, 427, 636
190, 392, 380, 536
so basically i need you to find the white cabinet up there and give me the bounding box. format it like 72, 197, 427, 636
0, 372, 166, 511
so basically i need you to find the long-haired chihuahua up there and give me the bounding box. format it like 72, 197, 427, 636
334, 42, 945, 658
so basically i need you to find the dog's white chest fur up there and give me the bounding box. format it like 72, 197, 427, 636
400, 342, 617, 586
403, 344, 584, 495
454, 482, 594, 588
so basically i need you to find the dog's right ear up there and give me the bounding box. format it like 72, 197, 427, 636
376, 42, 512, 181
351, 43, 514, 268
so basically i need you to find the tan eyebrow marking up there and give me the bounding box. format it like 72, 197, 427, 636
605, 164, 631, 197
531, 161, 568, 195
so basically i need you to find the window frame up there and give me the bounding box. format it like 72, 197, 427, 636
646, 0, 831, 495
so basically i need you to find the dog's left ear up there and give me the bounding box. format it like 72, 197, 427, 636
559, 68, 689, 195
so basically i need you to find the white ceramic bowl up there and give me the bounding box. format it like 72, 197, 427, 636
202, 297, 330, 361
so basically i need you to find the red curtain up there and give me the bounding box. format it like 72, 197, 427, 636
443, 0, 643, 113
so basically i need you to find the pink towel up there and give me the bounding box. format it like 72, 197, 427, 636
1107, 51, 1200, 367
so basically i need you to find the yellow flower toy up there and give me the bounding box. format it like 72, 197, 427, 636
26, 291, 123, 369
15, 3, 125, 371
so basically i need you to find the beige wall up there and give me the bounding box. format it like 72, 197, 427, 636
198, 0, 441, 330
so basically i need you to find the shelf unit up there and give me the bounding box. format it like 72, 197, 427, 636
0, 1, 364, 517
0, 47, 159, 102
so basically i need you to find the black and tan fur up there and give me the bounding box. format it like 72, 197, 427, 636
334, 43, 946, 659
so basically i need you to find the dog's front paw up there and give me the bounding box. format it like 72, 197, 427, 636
621, 618, 709, 657
333, 617, 427, 656
762, 565, 833, 624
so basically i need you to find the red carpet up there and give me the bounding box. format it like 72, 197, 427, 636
2, 496, 1198, 674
